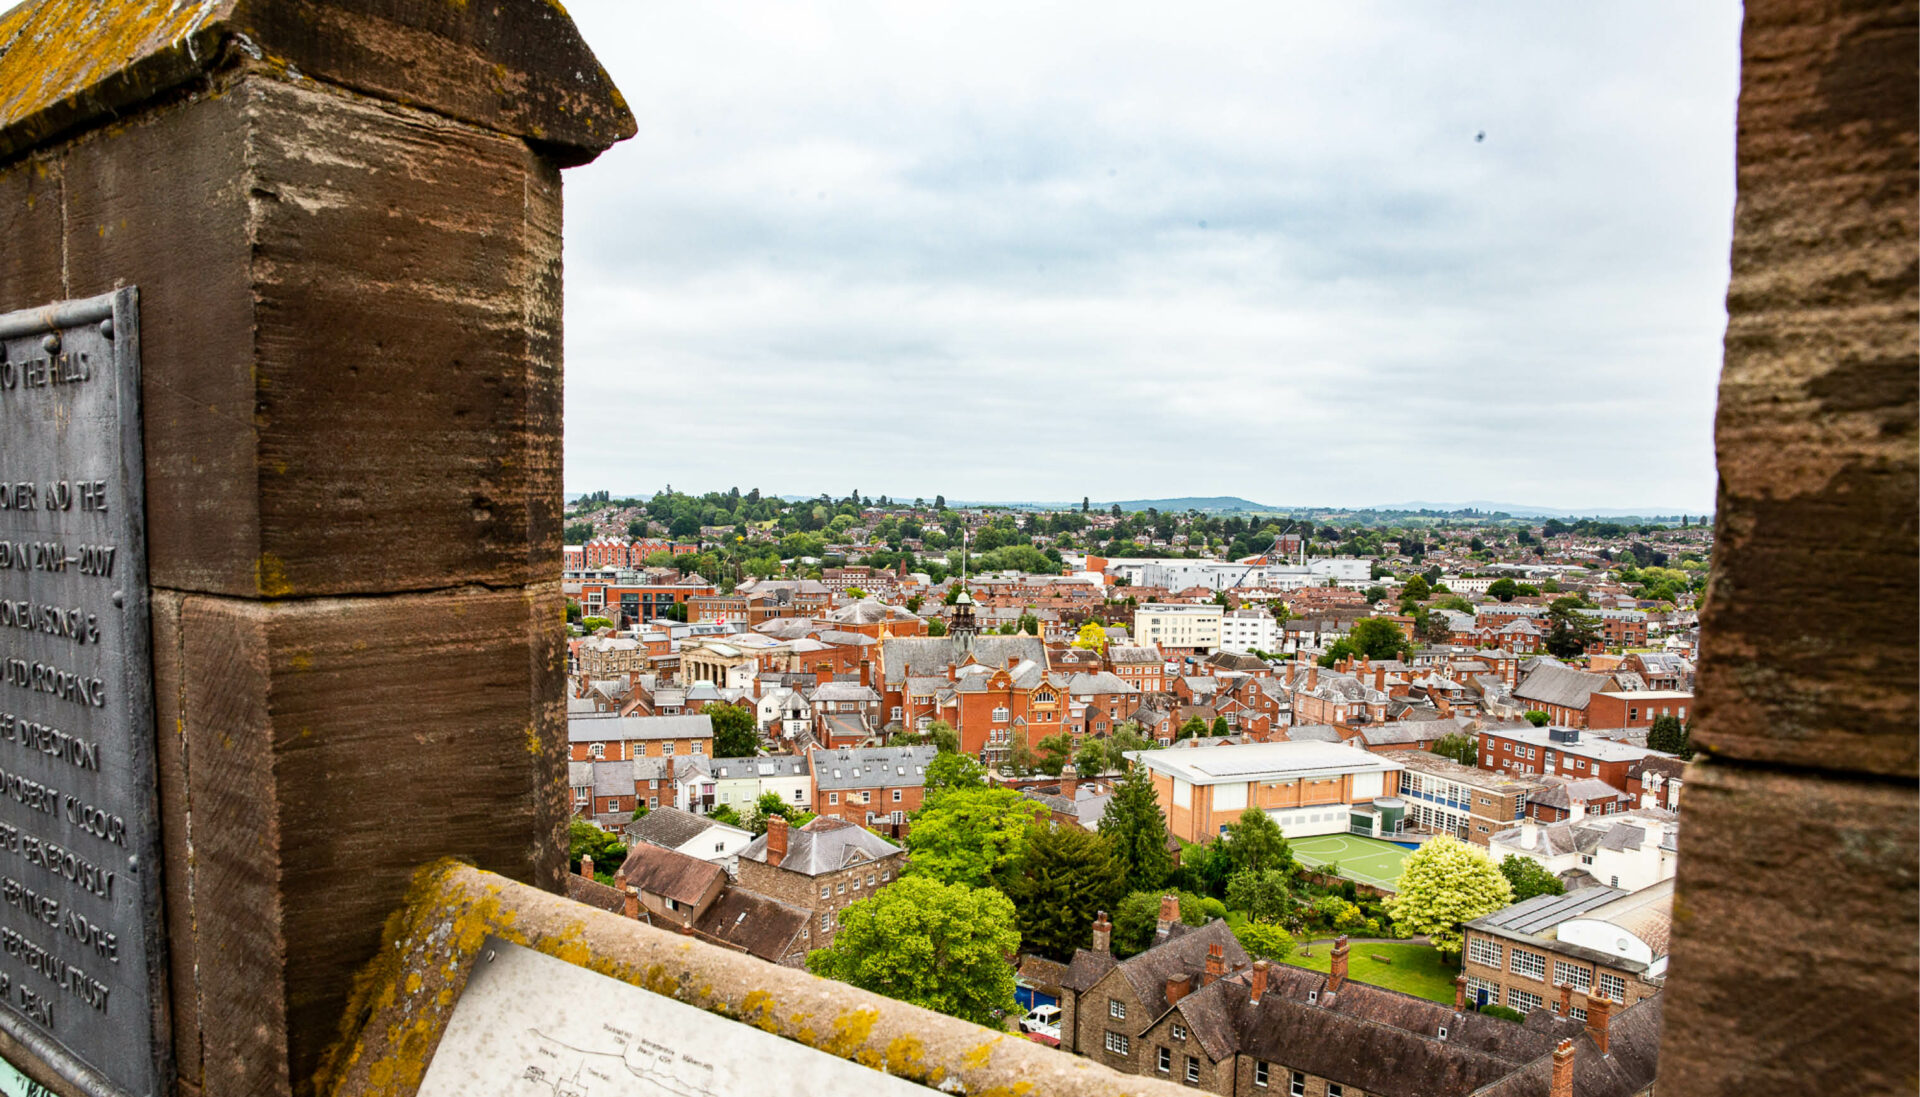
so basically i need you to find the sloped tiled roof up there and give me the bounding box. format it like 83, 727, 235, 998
691, 887, 809, 963
738, 815, 902, 876
615, 843, 726, 907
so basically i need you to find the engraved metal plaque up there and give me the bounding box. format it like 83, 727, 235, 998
0, 290, 165, 1097
418, 937, 933, 1097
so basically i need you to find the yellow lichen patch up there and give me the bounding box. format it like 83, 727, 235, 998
403, 972, 421, 995
741, 989, 779, 1032
825, 1007, 879, 1058
287, 652, 311, 671
255, 553, 292, 597
525, 723, 542, 756
884, 1034, 927, 1076
963, 1040, 1000, 1072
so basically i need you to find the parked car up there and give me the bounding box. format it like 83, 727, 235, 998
1018, 1003, 1061, 1043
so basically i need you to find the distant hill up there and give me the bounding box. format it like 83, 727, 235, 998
1102, 496, 1277, 513
1368, 500, 1697, 519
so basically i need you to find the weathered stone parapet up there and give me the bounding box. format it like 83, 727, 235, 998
321, 861, 1196, 1097
1664, 1, 1917, 1095
0, 4, 631, 1095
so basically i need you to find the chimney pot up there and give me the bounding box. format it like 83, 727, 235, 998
1092, 910, 1112, 953
1327, 935, 1350, 994
1157, 893, 1181, 936
1203, 942, 1226, 986
623, 886, 640, 921
1585, 993, 1614, 1054
1250, 959, 1270, 1004
1454, 974, 1468, 1011
579, 855, 594, 880
1549, 1039, 1576, 1097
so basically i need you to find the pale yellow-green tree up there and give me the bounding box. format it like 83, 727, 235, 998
1384, 835, 1514, 956
1072, 622, 1108, 650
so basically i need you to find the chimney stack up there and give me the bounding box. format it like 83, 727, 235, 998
1375, 665, 1386, 692
1308, 664, 1319, 691
579, 855, 594, 880
1157, 894, 1180, 937
1454, 975, 1468, 1011
1250, 960, 1270, 1005
1202, 943, 1225, 986
1558, 982, 1573, 1016
1585, 993, 1614, 1054
623, 886, 640, 920
1327, 935, 1350, 994
1092, 910, 1112, 953
1549, 1039, 1575, 1097
1569, 799, 1586, 824
1166, 973, 1192, 1006
766, 814, 790, 868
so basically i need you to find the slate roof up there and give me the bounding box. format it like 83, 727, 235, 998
880, 636, 1048, 686
1471, 998, 1665, 1097
569, 714, 714, 743
1285, 724, 1344, 743
809, 746, 937, 790
691, 887, 810, 964
1528, 779, 1628, 809
615, 843, 726, 907
624, 806, 737, 849
1517, 665, 1618, 711
1059, 947, 1119, 992
564, 873, 626, 914
711, 755, 810, 780
1470, 887, 1625, 936
737, 815, 902, 876
1106, 645, 1163, 665
810, 681, 881, 702
1117, 919, 1250, 1016
1064, 671, 1137, 695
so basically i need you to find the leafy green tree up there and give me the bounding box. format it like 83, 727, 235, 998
1007, 826, 1128, 960
1402, 574, 1432, 601
1098, 767, 1174, 894
1232, 921, 1296, 962
906, 788, 1047, 890
925, 751, 986, 795
1075, 741, 1108, 777
568, 819, 626, 881
1384, 835, 1514, 955
1225, 868, 1295, 925
927, 618, 948, 637
1647, 714, 1694, 760
564, 521, 594, 544
580, 616, 614, 632
1219, 807, 1295, 878
1006, 736, 1042, 776
744, 791, 814, 836
1035, 733, 1075, 777
1348, 617, 1411, 660
1363, 586, 1387, 604
1110, 890, 1206, 957
1544, 598, 1600, 658
1499, 855, 1566, 902
1210, 716, 1231, 737
708, 804, 743, 827
1486, 578, 1520, 602
1177, 716, 1211, 740
806, 876, 1020, 1027
1103, 724, 1151, 773
703, 702, 759, 758
1431, 732, 1479, 766
1524, 710, 1551, 727
1017, 610, 1040, 636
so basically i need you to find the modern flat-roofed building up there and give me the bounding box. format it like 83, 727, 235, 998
1133, 603, 1224, 655
1130, 740, 1406, 843
1478, 724, 1661, 793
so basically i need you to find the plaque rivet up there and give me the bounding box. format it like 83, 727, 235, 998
128, 855, 139, 870
41, 333, 60, 355
99, 318, 115, 339
112, 591, 125, 608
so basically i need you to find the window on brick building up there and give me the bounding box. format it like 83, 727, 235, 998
1510, 949, 1546, 980
1289, 1072, 1306, 1097
1109, 998, 1126, 1020
1254, 1062, 1268, 1087
1104, 1032, 1129, 1055
1507, 988, 1543, 1013
1157, 1048, 1170, 1073
1554, 961, 1593, 992
1186, 1057, 1200, 1083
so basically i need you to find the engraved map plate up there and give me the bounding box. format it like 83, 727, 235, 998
418, 938, 934, 1097
0, 290, 165, 1097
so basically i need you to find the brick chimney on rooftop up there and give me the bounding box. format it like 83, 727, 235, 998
1549, 1039, 1575, 1097
1308, 664, 1319, 691
1166, 973, 1192, 1006
1092, 910, 1111, 953
1585, 993, 1614, 1054
1327, 935, 1350, 994
1455, 975, 1468, 1011
1558, 982, 1573, 1015
766, 814, 789, 868
1375, 665, 1386, 692
1250, 959, 1270, 1004
623, 886, 640, 920
1202, 943, 1226, 986
1156, 894, 1180, 937
578, 855, 593, 880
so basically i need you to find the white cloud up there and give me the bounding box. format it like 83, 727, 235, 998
559, 1, 1739, 512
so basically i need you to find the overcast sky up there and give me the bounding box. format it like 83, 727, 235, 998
559, 2, 1740, 513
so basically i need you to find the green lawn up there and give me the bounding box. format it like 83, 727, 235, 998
1281, 942, 1458, 1004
